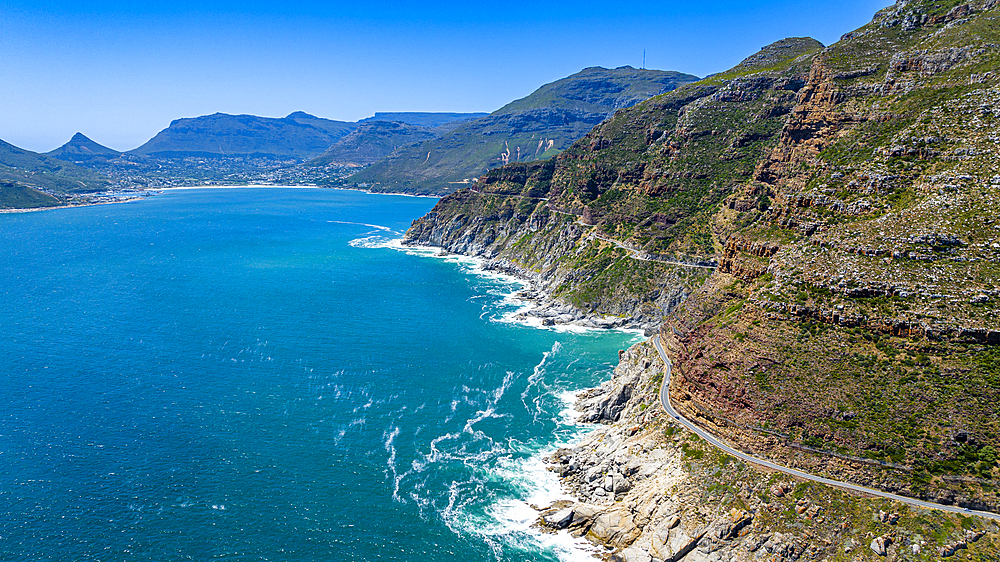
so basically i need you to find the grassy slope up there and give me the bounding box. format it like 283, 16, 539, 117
351, 67, 700, 195
669, 0, 1000, 508
0, 181, 62, 209
306, 121, 440, 166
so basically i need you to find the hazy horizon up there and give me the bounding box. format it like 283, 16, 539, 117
1, 0, 890, 153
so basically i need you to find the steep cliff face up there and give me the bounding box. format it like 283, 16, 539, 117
407, 0, 1000, 532
674, 0, 1000, 509
404, 39, 821, 332
537, 340, 1000, 561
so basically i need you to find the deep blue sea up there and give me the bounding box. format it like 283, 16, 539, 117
0, 188, 640, 561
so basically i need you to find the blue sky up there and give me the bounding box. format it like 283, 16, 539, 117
0, 0, 890, 152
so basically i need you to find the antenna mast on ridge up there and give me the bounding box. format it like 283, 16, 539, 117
642, 49, 645, 69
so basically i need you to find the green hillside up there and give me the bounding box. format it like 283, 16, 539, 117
0, 181, 62, 209
349, 66, 700, 195
307, 121, 440, 166
0, 138, 110, 199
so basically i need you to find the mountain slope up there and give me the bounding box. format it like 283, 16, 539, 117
0, 138, 110, 198
47, 133, 122, 163
350, 66, 700, 195
404, 0, 1000, 516
0, 181, 62, 209
130, 111, 355, 159
671, 0, 1000, 509
306, 121, 440, 166
404, 37, 821, 325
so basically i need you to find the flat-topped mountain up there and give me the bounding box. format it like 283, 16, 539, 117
130, 111, 355, 160
47, 133, 122, 163
348, 66, 700, 195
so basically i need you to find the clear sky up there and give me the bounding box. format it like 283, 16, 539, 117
0, 0, 890, 152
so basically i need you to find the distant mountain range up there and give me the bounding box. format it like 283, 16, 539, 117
307, 121, 441, 167
348, 66, 700, 194
124, 111, 491, 162
308, 113, 492, 167
129, 112, 356, 160
1, 65, 699, 207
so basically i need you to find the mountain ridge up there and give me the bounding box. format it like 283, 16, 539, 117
130, 112, 356, 159
348, 66, 701, 195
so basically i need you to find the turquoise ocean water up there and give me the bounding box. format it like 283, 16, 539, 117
0, 188, 640, 561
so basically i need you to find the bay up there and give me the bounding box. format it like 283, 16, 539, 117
0, 188, 639, 561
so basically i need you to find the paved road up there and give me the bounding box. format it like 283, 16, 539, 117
651, 335, 1000, 522
592, 234, 717, 269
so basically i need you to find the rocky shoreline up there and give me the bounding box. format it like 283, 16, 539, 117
481, 259, 646, 333
530, 340, 999, 562
403, 247, 656, 333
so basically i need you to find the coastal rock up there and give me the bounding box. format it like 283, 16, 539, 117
572, 505, 598, 524
655, 529, 705, 562
576, 350, 648, 423
543, 508, 575, 529
870, 535, 890, 557
591, 511, 630, 542
619, 546, 652, 562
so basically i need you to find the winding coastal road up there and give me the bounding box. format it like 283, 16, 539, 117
591, 234, 717, 269
651, 335, 1000, 522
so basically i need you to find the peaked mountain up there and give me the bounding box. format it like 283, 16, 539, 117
0, 138, 110, 202
348, 66, 700, 195
130, 111, 355, 160
47, 133, 122, 163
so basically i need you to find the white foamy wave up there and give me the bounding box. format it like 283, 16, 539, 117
428, 378, 606, 561
557, 389, 587, 427
378, 240, 527, 300
496, 311, 604, 334
495, 302, 650, 336
383, 426, 403, 502
326, 220, 393, 232
348, 235, 398, 249
520, 342, 561, 424
452, 496, 604, 561
359, 239, 640, 340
